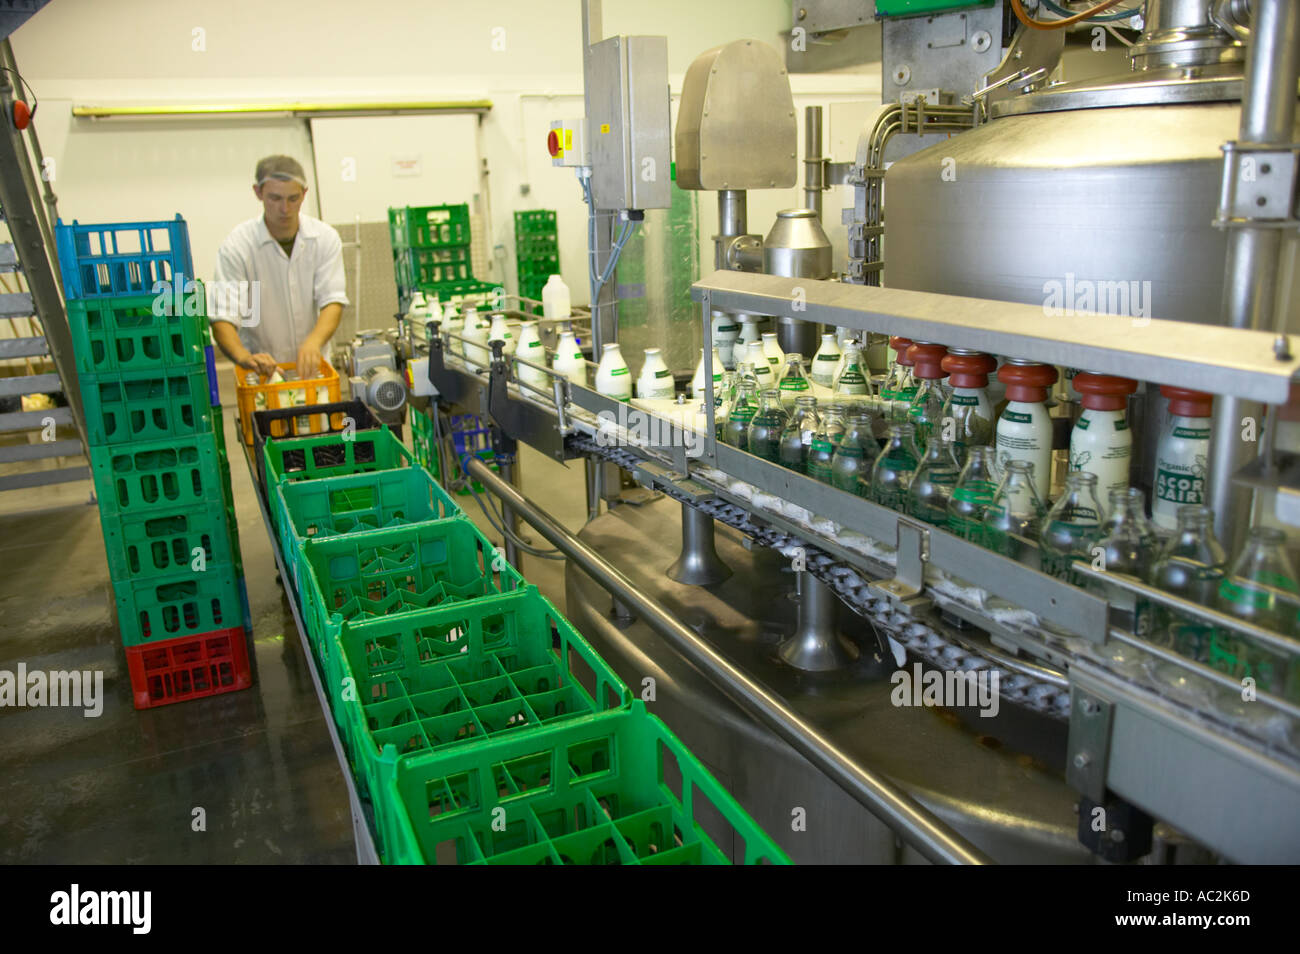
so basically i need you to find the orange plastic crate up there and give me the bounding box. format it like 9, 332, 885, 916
233, 359, 342, 445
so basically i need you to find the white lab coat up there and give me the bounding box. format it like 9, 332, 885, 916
210, 213, 349, 363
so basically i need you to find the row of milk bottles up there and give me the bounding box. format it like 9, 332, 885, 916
408, 275, 586, 392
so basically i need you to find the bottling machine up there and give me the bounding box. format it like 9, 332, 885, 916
418, 0, 1300, 864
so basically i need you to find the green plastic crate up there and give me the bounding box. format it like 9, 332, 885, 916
273, 466, 462, 590
80, 365, 215, 445
90, 433, 227, 515
388, 204, 471, 249
372, 702, 792, 865
100, 503, 238, 584
66, 292, 210, 375
112, 566, 245, 646
321, 586, 632, 804
262, 425, 412, 491
297, 517, 528, 654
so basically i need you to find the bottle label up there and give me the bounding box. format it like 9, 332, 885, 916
1115, 418, 1129, 432
1154, 468, 1204, 506
1002, 410, 1032, 424
834, 446, 863, 460
949, 394, 979, 407
815, 354, 839, 363
1074, 416, 1089, 431
718, 324, 740, 334
1173, 426, 1210, 440
611, 367, 629, 376
654, 369, 670, 378
810, 439, 834, 455
952, 481, 997, 505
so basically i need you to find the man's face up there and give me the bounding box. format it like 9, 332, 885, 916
255, 178, 306, 229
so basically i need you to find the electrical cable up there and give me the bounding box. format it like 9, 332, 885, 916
1039, 0, 1142, 23
1011, 0, 1130, 30
461, 465, 567, 560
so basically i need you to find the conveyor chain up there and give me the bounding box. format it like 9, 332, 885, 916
566, 435, 1073, 720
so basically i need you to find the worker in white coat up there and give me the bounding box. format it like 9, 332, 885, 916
210, 155, 348, 380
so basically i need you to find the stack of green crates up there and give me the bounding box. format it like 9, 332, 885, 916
263, 420, 792, 865
514, 209, 558, 315
58, 217, 251, 708
388, 203, 496, 307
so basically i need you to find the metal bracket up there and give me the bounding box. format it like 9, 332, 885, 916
1066, 687, 1114, 803
867, 516, 931, 612
1214, 141, 1300, 229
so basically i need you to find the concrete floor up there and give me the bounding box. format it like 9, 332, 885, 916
0, 364, 586, 863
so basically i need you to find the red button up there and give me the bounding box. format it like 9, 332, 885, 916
547, 129, 561, 157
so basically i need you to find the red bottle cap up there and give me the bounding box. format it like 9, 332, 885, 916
997, 362, 1058, 403
890, 337, 915, 367
1074, 372, 1137, 411
908, 343, 948, 381
1160, 385, 1213, 418
941, 351, 997, 388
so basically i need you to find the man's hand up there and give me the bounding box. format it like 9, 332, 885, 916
296, 341, 323, 381
239, 352, 278, 378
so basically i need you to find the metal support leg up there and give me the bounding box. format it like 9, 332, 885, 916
778, 570, 859, 671
585, 457, 601, 521
495, 454, 521, 568
666, 502, 732, 586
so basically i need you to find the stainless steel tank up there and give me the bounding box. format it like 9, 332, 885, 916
883, 100, 1300, 328
763, 208, 833, 357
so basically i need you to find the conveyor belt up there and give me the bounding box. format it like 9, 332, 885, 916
239, 440, 381, 865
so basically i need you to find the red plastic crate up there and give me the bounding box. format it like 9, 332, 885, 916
124, 626, 252, 710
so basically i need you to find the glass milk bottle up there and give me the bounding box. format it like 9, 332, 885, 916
595, 342, 632, 401
746, 389, 789, 463
637, 347, 675, 400
514, 320, 548, 392
940, 349, 997, 455
982, 459, 1046, 557
810, 332, 843, 388
906, 342, 949, 452
995, 360, 1058, 499
1153, 386, 1213, 532
1070, 372, 1138, 508
552, 330, 586, 386
1039, 470, 1104, 583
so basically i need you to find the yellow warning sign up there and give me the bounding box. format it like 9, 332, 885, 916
600, 123, 610, 134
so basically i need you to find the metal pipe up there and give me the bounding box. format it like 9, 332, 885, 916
465, 456, 994, 865
1208, 0, 1300, 551
666, 502, 731, 585
804, 106, 824, 220
717, 189, 748, 258
778, 570, 858, 671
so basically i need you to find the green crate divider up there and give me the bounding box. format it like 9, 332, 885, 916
100, 503, 239, 584
409, 409, 440, 478
80, 365, 216, 446
113, 566, 245, 646
371, 702, 791, 865
66, 292, 210, 376
513, 209, 556, 233
90, 433, 227, 516
263, 425, 411, 489
321, 586, 632, 805
388, 204, 471, 250
396, 246, 473, 287
297, 517, 528, 655
274, 466, 462, 590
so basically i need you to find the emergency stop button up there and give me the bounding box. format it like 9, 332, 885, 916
547, 129, 561, 157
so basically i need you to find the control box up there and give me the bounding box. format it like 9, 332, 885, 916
585, 35, 671, 211
548, 118, 588, 168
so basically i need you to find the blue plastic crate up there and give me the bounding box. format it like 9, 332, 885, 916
55, 214, 195, 299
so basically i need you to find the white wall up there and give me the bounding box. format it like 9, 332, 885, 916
12, 0, 880, 308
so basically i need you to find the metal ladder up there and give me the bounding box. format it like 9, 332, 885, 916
0, 34, 89, 493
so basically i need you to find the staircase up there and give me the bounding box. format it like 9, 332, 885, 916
0, 36, 90, 495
